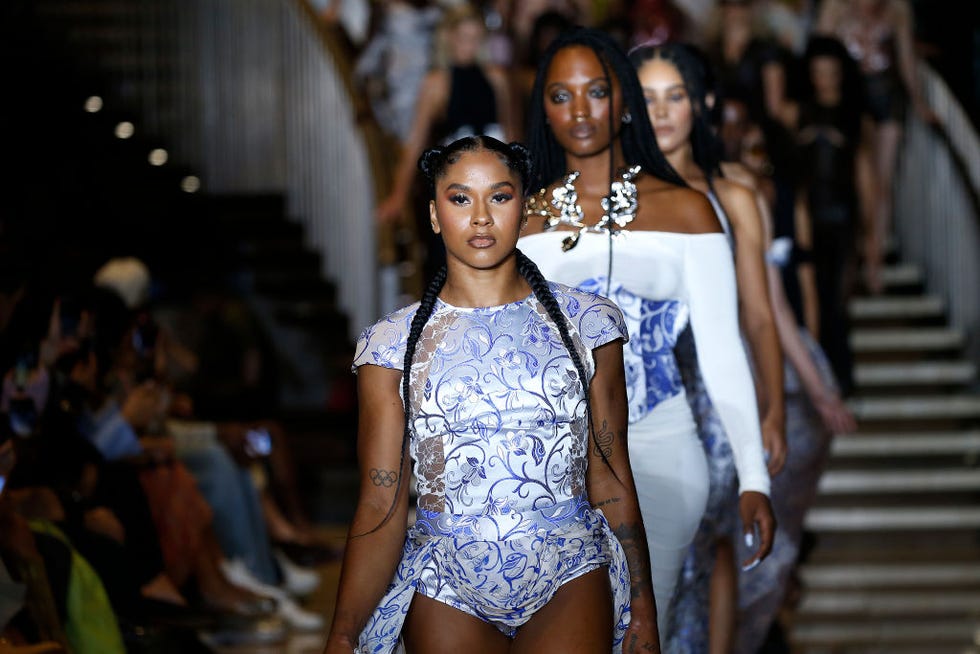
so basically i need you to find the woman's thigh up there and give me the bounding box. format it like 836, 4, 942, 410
511, 567, 613, 654
403, 592, 510, 654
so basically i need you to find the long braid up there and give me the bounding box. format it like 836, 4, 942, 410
515, 250, 618, 476
353, 265, 447, 537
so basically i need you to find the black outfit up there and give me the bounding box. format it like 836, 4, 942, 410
798, 102, 860, 396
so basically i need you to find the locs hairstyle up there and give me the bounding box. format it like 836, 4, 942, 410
629, 41, 727, 180
525, 26, 687, 192
356, 135, 615, 536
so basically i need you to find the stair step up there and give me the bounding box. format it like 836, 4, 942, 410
831, 430, 980, 457
849, 395, 980, 421
878, 263, 924, 287
791, 619, 980, 645
818, 468, 980, 493
805, 506, 980, 531
854, 361, 977, 387
800, 562, 980, 589
797, 589, 980, 615
851, 327, 965, 353
849, 296, 945, 321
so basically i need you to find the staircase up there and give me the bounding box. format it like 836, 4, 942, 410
788, 258, 980, 654
4, 1, 360, 472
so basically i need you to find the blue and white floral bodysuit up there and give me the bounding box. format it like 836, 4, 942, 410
351, 282, 633, 653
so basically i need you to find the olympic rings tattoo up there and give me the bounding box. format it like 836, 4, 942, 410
369, 468, 398, 487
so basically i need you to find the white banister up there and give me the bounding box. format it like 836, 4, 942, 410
894, 62, 980, 364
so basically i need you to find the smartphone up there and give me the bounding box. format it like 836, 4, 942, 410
8, 398, 37, 438
132, 315, 159, 357
244, 427, 272, 457
0, 475, 6, 495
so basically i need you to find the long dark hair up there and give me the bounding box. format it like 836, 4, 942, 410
526, 26, 687, 191
629, 41, 726, 180
358, 135, 611, 535
799, 35, 865, 142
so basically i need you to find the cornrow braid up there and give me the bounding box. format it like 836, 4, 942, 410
353, 264, 448, 537
515, 250, 617, 475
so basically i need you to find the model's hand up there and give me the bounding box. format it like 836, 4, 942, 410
814, 394, 857, 434
761, 416, 787, 476
738, 491, 775, 570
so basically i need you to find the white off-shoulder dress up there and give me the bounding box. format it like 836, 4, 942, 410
518, 231, 770, 637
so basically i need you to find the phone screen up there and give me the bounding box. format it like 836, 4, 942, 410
0, 475, 6, 495
245, 428, 272, 457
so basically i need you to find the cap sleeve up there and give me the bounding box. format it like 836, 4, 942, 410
350, 303, 418, 373
552, 283, 629, 351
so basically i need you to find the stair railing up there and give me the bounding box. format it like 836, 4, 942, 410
893, 61, 980, 364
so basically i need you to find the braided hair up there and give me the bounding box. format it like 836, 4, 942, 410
359, 136, 616, 535
526, 26, 687, 192
629, 42, 727, 180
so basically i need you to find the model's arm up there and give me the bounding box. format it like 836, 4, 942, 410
791, 193, 821, 339
375, 70, 447, 224
586, 339, 659, 654
682, 235, 775, 565
767, 258, 858, 435
721, 182, 786, 476
323, 365, 412, 654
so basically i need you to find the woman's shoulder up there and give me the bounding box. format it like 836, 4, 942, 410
357, 301, 421, 343
636, 176, 722, 235
352, 302, 422, 371
482, 64, 509, 85
714, 175, 758, 212
549, 282, 620, 314
547, 282, 628, 344
719, 162, 759, 191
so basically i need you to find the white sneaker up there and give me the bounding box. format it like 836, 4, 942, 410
274, 548, 321, 597
220, 559, 325, 632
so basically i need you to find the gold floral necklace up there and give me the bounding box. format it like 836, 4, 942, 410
526, 166, 642, 251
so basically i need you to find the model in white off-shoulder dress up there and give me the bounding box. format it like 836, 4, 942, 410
519, 227, 771, 636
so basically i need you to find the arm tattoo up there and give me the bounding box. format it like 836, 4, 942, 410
613, 522, 650, 600
592, 419, 615, 458
593, 497, 622, 510
626, 634, 658, 652
369, 468, 398, 487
